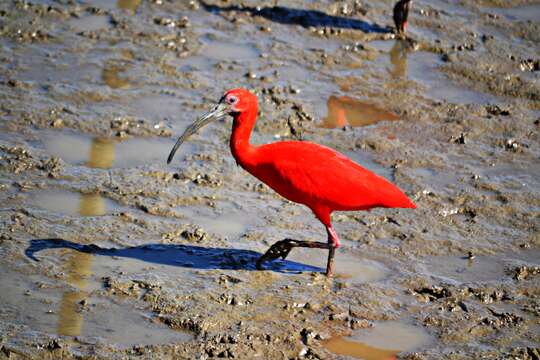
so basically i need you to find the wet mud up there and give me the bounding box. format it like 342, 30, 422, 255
0, 0, 539, 359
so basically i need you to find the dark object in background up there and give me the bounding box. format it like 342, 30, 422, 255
393, 0, 412, 37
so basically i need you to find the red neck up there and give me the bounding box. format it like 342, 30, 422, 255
230, 107, 257, 168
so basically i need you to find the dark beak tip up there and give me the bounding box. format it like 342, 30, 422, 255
166, 153, 175, 164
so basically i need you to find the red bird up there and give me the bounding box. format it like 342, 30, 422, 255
167, 88, 415, 276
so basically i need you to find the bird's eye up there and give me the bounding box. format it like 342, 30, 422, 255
227, 96, 238, 105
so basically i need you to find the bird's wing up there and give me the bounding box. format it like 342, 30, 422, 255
254, 141, 414, 210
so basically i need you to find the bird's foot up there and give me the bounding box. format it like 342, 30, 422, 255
256, 239, 329, 270
256, 239, 295, 269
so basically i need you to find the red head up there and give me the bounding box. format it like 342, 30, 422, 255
167, 88, 259, 164
221, 88, 258, 115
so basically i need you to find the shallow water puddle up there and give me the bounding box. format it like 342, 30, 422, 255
481, 163, 540, 193
16, 49, 100, 85
27, 189, 119, 216
370, 40, 498, 104
56, 250, 190, 344
319, 95, 399, 128
323, 321, 432, 360
41, 131, 179, 169
1, 262, 191, 346
485, 4, 540, 23
423, 255, 506, 284
407, 51, 498, 104
423, 250, 540, 284
127, 94, 183, 122
192, 213, 250, 240
287, 249, 387, 283
68, 15, 111, 33
199, 35, 260, 62
57, 250, 93, 336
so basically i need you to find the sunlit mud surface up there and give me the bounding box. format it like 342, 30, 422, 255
0, 0, 539, 358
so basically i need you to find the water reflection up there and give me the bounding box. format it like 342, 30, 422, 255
42, 130, 175, 169
323, 321, 432, 360
86, 137, 115, 169
57, 251, 93, 336
79, 193, 106, 216
323, 336, 397, 360
102, 65, 131, 89
389, 40, 410, 79
28, 190, 114, 216
320, 95, 399, 128
120, 48, 135, 61
117, 0, 141, 13
101, 49, 134, 89
288, 249, 387, 284
57, 138, 106, 335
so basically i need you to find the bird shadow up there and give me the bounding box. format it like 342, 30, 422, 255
200, 1, 391, 33
25, 238, 324, 274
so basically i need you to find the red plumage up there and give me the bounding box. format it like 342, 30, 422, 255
168, 87, 416, 276
226, 88, 415, 232
250, 141, 415, 213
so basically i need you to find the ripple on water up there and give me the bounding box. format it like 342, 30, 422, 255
323, 321, 433, 360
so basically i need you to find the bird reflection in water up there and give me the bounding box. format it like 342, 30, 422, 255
86, 137, 115, 169
101, 49, 134, 89
57, 251, 93, 336
323, 336, 398, 360
101, 65, 131, 89
389, 39, 419, 79
319, 95, 399, 129
57, 139, 112, 336
117, 0, 141, 13
390, 40, 408, 79
79, 193, 106, 217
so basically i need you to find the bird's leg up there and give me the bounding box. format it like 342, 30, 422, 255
326, 246, 336, 277
256, 226, 341, 277
256, 239, 329, 270
325, 226, 340, 277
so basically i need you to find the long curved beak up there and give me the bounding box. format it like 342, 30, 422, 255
167, 102, 229, 164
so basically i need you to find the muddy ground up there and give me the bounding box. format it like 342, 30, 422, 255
0, 0, 539, 359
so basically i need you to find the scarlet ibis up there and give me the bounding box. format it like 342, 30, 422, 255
393, 0, 412, 37
167, 89, 415, 276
